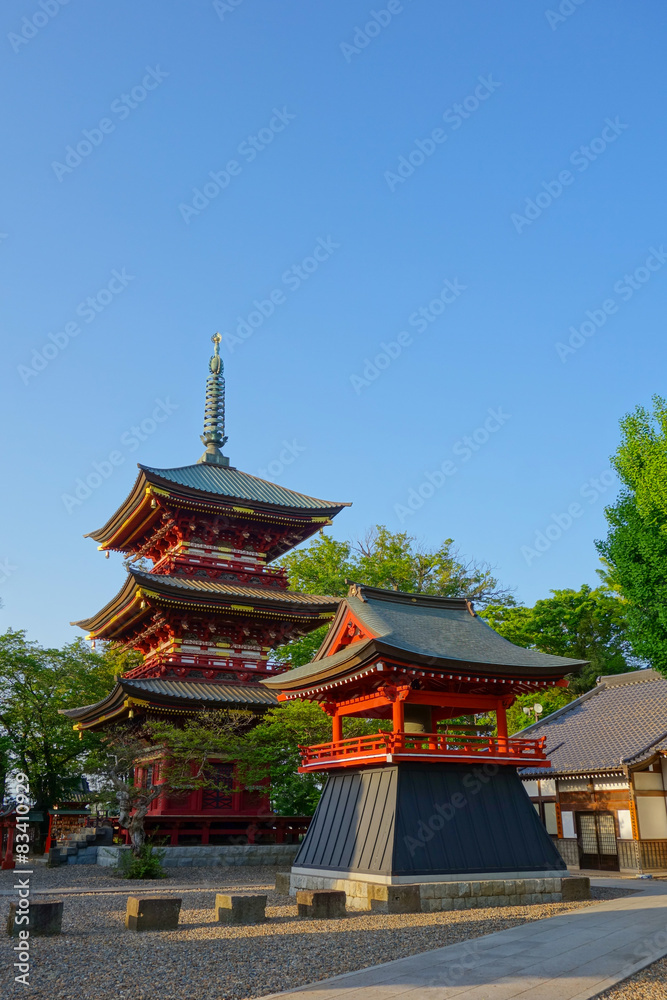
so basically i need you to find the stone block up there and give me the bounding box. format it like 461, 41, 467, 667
492, 880, 505, 895
480, 880, 494, 896
451, 897, 466, 910
420, 883, 435, 899
125, 896, 181, 932
561, 876, 591, 902
514, 879, 525, 894
297, 890, 346, 919
470, 881, 482, 896
457, 881, 471, 897
504, 880, 516, 894
369, 884, 421, 914
215, 894, 267, 925
444, 881, 460, 897
274, 872, 291, 895
8, 900, 63, 937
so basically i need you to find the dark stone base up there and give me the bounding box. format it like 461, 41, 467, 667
294, 762, 566, 880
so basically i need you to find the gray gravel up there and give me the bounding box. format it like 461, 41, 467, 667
596, 956, 667, 999
0, 866, 631, 1000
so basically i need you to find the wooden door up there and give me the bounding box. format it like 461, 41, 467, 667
577, 811, 619, 870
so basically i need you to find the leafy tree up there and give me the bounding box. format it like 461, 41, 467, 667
0, 631, 117, 816
598, 395, 667, 673
480, 583, 633, 698
239, 701, 390, 815
279, 525, 513, 604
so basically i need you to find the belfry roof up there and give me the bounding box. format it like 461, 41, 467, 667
262, 585, 587, 690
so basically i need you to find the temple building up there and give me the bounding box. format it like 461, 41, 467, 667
519, 668, 667, 875
63, 335, 348, 844
262, 585, 588, 893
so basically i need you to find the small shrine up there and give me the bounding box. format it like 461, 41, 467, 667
263, 584, 587, 888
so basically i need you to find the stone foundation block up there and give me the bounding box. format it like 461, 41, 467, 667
125, 896, 181, 932
8, 900, 63, 937
275, 872, 291, 895
297, 890, 346, 919
368, 884, 421, 914
561, 876, 591, 902
215, 894, 267, 924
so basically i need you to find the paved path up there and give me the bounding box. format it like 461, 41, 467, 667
266, 878, 667, 1000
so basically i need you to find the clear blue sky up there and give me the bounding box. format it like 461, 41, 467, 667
2, 0, 666, 647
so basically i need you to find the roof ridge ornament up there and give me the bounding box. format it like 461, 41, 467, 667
198, 333, 230, 467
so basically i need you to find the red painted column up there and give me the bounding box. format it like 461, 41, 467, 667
496, 700, 508, 754
2, 826, 15, 870
332, 712, 343, 743
392, 698, 404, 734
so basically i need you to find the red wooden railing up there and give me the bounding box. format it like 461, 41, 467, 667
298, 730, 549, 769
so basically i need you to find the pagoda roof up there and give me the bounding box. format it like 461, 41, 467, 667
61, 676, 278, 729
72, 570, 339, 638
262, 585, 586, 691
86, 464, 349, 556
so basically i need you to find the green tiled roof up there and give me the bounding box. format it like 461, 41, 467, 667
141, 463, 348, 512
264, 585, 587, 689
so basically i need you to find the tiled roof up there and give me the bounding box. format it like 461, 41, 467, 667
264, 585, 586, 689
518, 669, 667, 775
61, 677, 278, 720
141, 463, 348, 512
135, 573, 338, 605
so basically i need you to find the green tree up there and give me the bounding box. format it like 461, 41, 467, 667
0, 631, 118, 828
598, 395, 667, 673
480, 583, 633, 698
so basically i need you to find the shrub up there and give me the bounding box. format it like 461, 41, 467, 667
116, 843, 167, 880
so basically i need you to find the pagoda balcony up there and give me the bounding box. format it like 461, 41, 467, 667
298, 730, 550, 771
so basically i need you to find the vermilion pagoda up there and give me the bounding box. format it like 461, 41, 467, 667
263, 585, 587, 884
64, 336, 348, 844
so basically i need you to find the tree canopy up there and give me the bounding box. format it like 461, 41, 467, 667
597, 395, 667, 674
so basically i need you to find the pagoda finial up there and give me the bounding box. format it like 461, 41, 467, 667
198, 333, 230, 466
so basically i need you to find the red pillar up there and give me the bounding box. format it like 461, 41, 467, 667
332, 712, 343, 743
392, 698, 404, 734
1, 826, 15, 870
496, 700, 508, 753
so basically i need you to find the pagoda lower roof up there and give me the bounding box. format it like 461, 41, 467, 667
86, 464, 349, 558
61, 677, 278, 729
262, 585, 587, 691
72, 571, 339, 638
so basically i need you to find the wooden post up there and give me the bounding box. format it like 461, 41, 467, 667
496, 700, 508, 753
1, 825, 15, 870
392, 698, 404, 734
332, 712, 343, 743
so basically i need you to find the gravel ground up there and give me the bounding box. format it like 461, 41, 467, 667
0, 866, 633, 1000
597, 956, 667, 999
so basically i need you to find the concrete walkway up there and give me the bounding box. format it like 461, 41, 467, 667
266, 878, 667, 1000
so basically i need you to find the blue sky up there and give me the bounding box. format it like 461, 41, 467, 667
1, 0, 666, 647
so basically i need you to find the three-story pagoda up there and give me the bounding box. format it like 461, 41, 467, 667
64, 336, 349, 845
